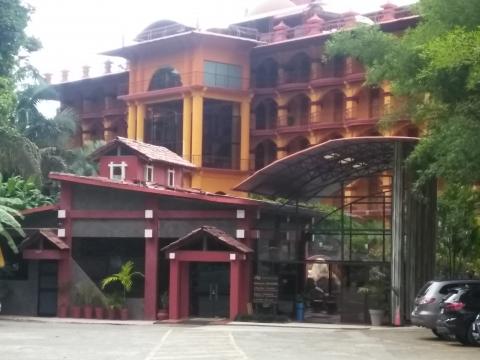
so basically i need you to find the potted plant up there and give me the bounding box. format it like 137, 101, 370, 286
77, 281, 96, 319
358, 267, 389, 326
157, 291, 169, 320
57, 282, 71, 318
105, 292, 122, 320
70, 285, 83, 318
101, 260, 143, 321
92, 294, 106, 319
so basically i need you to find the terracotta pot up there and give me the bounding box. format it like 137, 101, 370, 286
94, 307, 104, 319
70, 305, 82, 318
156, 309, 168, 321
58, 305, 68, 318
107, 308, 116, 320
83, 305, 93, 319
120, 308, 128, 320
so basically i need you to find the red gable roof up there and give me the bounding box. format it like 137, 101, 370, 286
21, 229, 69, 251
90, 137, 195, 169
161, 226, 254, 253
49, 172, 260, 207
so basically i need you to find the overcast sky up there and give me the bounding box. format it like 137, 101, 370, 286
26, 0, 416, 81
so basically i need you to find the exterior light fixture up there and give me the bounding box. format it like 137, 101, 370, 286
323, 152, 339, 160
340, 157, 354, 164
352, 162, 367, 169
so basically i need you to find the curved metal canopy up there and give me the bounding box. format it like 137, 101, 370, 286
235, 136, 418, 201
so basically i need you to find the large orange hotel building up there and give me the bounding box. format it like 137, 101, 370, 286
2, 1, 421, 324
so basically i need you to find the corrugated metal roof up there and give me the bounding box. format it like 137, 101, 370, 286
161, 226, 254, 253
235, 136, 418, 200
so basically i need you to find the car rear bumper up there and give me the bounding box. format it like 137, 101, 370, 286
411, 311, 437, 329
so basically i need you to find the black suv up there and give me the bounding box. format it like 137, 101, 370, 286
436, 285, 480, 346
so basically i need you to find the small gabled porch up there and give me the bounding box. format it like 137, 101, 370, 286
161, 226, 253, 320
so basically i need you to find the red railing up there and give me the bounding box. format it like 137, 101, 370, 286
259, 7, 415, 44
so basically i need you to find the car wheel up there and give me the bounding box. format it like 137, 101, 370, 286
432, 329, 451, 340
455, 332, 470, 345
431, 329, 444, 339
467, 322, 480, 347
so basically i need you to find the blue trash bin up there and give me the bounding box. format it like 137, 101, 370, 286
295, 302, 304, 321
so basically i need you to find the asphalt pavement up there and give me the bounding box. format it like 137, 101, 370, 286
0, 319, 478, 360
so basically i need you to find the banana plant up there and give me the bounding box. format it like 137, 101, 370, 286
0, 195, 25, 267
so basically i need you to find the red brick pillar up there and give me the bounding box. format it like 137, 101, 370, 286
230, 258, 241, 320
169, 259, 181, 320
180, 262, 190, 318
144, 203, 159, 320
144, 237, 159, 320
57, 182, 72, 316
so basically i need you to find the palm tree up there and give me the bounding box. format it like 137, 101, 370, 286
0, 125, 42, 181
63, 140, 105, 177
101, 261, 144, 304
0, 80, 78, 184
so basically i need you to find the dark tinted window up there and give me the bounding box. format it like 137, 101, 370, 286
469, 289, 480, 300
440, 283, 470, 295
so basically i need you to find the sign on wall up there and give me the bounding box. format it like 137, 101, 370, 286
253, 275, 279, 305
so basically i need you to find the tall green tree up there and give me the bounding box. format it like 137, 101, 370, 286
326, 0, 480, 276
326, 0, 480, 188
0, 0, 43, 179
436, 185, 480, 277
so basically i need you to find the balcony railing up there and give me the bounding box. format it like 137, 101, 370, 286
252, 109, 382, 134
135, 23, 260, 42
126, 71, 249, 95
258, 7, 415, 44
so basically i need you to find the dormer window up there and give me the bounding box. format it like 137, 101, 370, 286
167, 168, 175, 187
108, 162, 127, 181
145, 165, 154, 183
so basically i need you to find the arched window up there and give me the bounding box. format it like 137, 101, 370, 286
322, 90, 345, 123
254, 140, 277, 170
286, 94, 310, 126
369, 88, 384, 118
255, 58, 278, 88
254, 98, 277, 130
148, 67, 182, 90
285, 53, 311, 83
286, 137, 310, 155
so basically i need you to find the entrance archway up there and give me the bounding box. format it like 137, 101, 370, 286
162, 226, 253, 320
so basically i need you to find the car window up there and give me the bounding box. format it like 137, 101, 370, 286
471, 289, 480, 301
445, 292, 462, 303
417, 282, 433, 297
439, 284, 463, 295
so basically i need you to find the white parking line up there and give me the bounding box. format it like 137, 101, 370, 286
144, 329, 173, 360
228, 332, 249, 360
144, 329, 249, 360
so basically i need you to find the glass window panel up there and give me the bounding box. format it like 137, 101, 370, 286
204, 72, 215, 87
203, 61, 242, 89
204, 61, 216, 74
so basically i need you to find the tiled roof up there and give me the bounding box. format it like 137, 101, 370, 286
91, 137, 195, 168
21, 229, 70, 250
49, 172, 261, 207
161, 226, 254, 253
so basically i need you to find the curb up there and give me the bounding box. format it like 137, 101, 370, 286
0, 315, 155, 326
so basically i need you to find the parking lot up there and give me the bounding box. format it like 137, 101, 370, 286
0, 319, 479, 360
